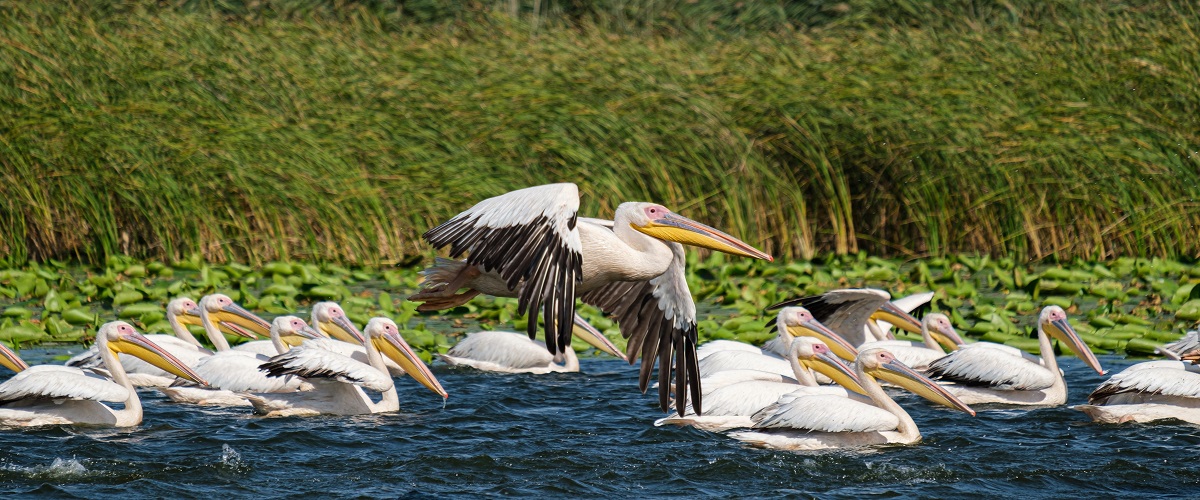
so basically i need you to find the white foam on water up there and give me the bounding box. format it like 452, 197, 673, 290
221, 444, 242, 466
3, 457, 89, 478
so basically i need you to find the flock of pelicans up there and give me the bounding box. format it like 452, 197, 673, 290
2, 183, 1200, 451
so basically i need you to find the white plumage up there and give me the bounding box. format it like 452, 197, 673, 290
0, 365, 129, 404
860, 313, 964, 370
1074, 360, 1200, 424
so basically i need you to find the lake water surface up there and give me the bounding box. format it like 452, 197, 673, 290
1, 348, 1198, 498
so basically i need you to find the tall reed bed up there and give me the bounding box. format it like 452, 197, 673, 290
1, 1, 1198, 265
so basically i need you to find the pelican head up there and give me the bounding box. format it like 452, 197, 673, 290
859, 348, 975, 416
271, 316, 322, 345
168, 297, 204, 327
100, 321, 208, 386
792, 337, 866, 395
0, 341, 29, 373
572, 314, 627, 361
312, 302, 367, 345
199, 294, 271, 338
923, 313, 966, 351
1039, 306, 1104, 375
621, 202, 773, 261
366, 317, 448, 399
779, 306, 858, 361
869, 301, 923, 336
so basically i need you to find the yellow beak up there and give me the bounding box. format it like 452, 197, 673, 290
110, 332, 208, 386
211, 303, 272, 338
932, 324, 967, 352
0, 341, 29, 373
632, 212, 772, 261
319, 316, 367, 345
373, 331, 448, 399
1046, 318, 1105, 375
787, 321, 858, 361
869, 358, 975, 415
870, 303, 923, 336
571, 315, 627, 361
801, 349, 867, 396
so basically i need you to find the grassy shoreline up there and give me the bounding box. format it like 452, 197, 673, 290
2, 1, 1199, 265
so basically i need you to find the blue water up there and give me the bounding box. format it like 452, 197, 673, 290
2, 348, 1199, 498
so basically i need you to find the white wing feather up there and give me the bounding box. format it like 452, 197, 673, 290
697, 340, 767, 360
260, 345, 394, 392
1090, 360, 1200, 402
0, 365, 128, 403
192, 351, 310, 392
699, 350, 791, 378
926, 342, 1056, 390
444, 331, 554, 369
751, 393, 898, 433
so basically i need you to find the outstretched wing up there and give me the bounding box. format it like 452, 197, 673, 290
423, 183, 583, 355
582, 242, 701, 415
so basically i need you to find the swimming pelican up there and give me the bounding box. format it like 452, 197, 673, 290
698, 307, 857, 378
698, 307, 859, 362
159, 305, 313, 406
728, 348, 975, 450
409, 183, 773, 414
439, 314, 626, 373
0, 322, 207, 427
860, 313, 965, 370
925, 306, 1104, 405
1074, 360, 1200, 424
246, 317, 447, 416
290, 302, 408, 377
655, 337, 866, 432
770, 289, 924, 347
64, 297, 265, 387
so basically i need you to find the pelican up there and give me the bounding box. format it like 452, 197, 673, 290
770, 289, 925, 347
159, 302, 313, 406
1074, 360, 1200, 424
63, 297, 266, 387
288, 302, 408, 377
728, 348, 975, 450
1156, 330, 1200, 360
0, 322, 207, 428
655, 337, 866, 432
860, 313, 965, 370
698, 307, 857, 378
409, 183, 773, 414
440, 314, 626, 373
925, 305, 1104, 405
698, 307, 860, 362
246, 317, 447, 417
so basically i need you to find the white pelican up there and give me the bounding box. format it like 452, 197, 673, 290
0, 322, 207, 428
63, 297, 266, 387
698, 307, 859, 362
698, 307, 857, 378
728, 348, 975, 450
1074, 360, 1200, 424
770, 289, 925, 346
409, 183, 772, 414
159, 305, 313, 406
299, 302, 408, 377
860, 313, 965, 370
246, 317, 447, 416
655, 337, 866, 432
439, 314, 627, 373
925, 305, 1104, 405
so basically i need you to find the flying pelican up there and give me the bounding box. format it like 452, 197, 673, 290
1155, 330, 1199, 360
246, 317, 447, 416
728, 348, 975, 450
0, 322, 207, 428
770, 289, 925, 347
409, 183, 773, 414
925, 305, 1104, 405
63, 297, 266, 387
655, 337, 866, 432
698, 307, 857, 378
860, 313, 965, 370
439, 314, 627, 373
1074, 360, 1200, 424
159, 302, 313, 406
